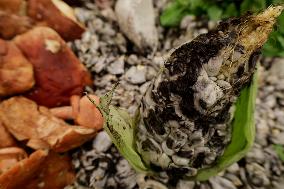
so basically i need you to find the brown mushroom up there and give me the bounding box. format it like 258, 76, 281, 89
0, 97, 98, 152
0, 39, 34, 97
0, 11, 33, 39
27, 0, 85, 41
0, 0, 25, 15
0, 122, 17, 148
0, 150, 48, 189
21, 151, 75, 189
0, 147, 27, 174
51, 94, 104, 130
14, 27, 92, 108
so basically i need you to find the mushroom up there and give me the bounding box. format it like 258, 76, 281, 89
0, 147, 27, 174
13, 27, 92, 108
0, 11, 33, 39
0, 39, 34, 97
0, 0, 25, 15
0, 122, 17, 148
0, 97, 102, 152
27, 0, 85, 41
20, 151, 75, 189
51, 94, 104, 130
0, 150, 48, 189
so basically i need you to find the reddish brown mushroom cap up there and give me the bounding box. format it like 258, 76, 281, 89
0, 39, 34, 97
0, 11, 33, 39
27, 0, 85, 41
13, 27, 92, 108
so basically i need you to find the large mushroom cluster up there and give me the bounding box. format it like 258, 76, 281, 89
0, 0, 104, 188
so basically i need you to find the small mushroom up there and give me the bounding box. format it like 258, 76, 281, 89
51, 94, 104, 130
0, 97, 99, 152
115, 0, 158, 53
0, 39, 34, 97
13, 27, 92, 108
27, 0, 85, 41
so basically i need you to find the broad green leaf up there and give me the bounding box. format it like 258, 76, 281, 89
192, 71, 258, 181
104, 106, 149, 172
91, 85, 148, 172
273, 144, 284, 162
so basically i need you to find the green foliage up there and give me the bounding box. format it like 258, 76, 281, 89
91, 71, 258, 180
160, 0, 284, 57
273, 144, 284, 162
87, 84, 149, 173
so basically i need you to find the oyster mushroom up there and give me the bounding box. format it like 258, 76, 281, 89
0, 39, 34, 97
115, 0, 158, 53
27, 0, 85, 41
0, 97, 100, 152
13, 27, 92, 108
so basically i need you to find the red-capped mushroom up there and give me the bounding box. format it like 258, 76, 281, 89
27, 0, 85, 41
14, 27, 92, 108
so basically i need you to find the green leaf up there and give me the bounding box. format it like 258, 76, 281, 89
207, 6, 223, 21
160, 1, 188, 27
223, 3, 238, 18
273, 144, 284, 162
240, 0, 266, 14
193, 71, 258, 181
93, 85, 148, 172
104, 106, 149, 172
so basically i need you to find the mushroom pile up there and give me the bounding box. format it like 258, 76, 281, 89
0, 0, 103, 188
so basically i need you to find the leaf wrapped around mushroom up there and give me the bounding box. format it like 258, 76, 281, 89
91, 5, 283, 181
